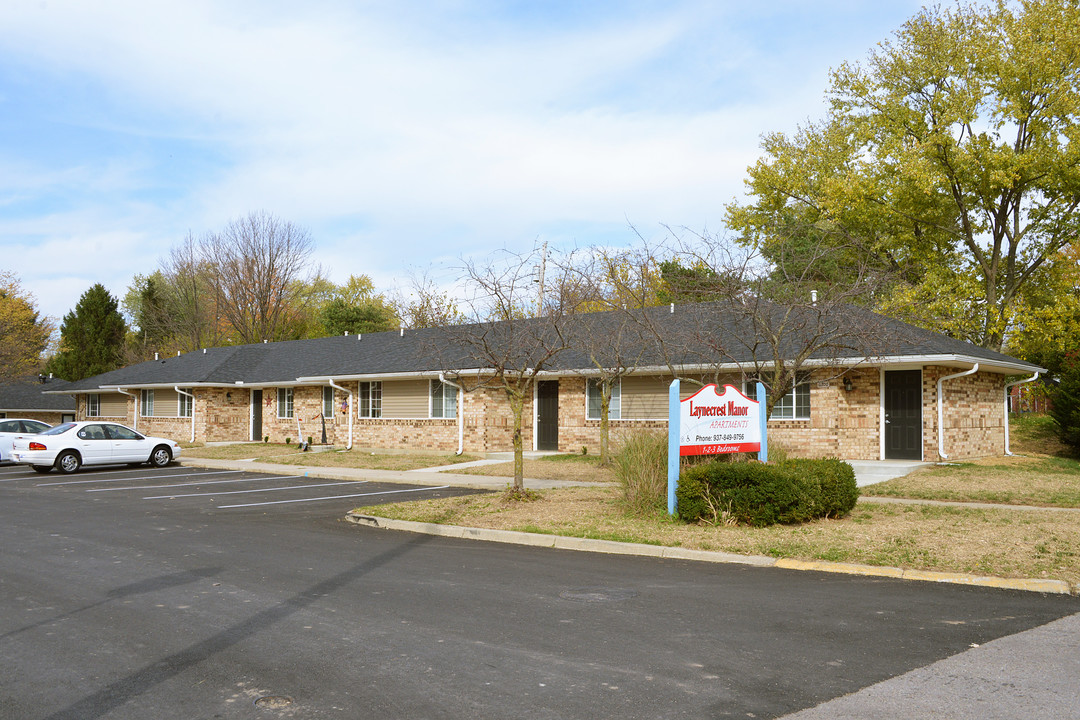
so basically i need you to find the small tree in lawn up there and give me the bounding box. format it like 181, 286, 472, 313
557, 248, 653, 466
441, 247, 573, 494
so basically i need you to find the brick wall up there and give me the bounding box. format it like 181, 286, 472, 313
923, 366, 1006, 461
69, 366, 1011, 460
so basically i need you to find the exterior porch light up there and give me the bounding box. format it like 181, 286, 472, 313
843, 377, 854, 392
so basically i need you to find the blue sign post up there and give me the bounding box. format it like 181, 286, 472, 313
667, 379, 680, 516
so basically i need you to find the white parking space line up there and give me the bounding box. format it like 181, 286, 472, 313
219, 485, 451, 509
87, 475, 304, 493
143, 481, 363, 499
37, 469, 230, 487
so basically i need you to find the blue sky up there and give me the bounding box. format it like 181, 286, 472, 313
0, 0, 923, 323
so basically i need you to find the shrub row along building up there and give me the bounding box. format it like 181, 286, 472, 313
46, 301, 1042, 462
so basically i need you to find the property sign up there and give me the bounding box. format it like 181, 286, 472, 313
679, 384, 762, 456
667, 380, 767, 515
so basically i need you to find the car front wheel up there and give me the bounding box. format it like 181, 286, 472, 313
149, 446, 172, 468
56, 451, 82, 474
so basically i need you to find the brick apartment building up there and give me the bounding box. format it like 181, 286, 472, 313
46, 302, 1043, 462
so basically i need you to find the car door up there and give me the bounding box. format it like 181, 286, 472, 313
75, 424, 114, 465
104, 424, 150, 463
0, 420, 24, 462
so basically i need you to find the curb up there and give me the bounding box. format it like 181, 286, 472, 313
345, 512, 1076, 596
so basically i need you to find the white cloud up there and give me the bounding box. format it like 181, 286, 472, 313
0, 0, 924, 321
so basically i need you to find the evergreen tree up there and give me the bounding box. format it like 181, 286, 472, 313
1051, 350, 1080, 454
48, 284, 127, 381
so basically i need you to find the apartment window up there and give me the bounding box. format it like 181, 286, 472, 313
359, 381, 382, 418
748, 375, 810, 420
179, 389, 193, 418
323, 386, 334, 417
277, 388, 294, 419
430, 380, 458, 419
586, 378, 621, 420
140, 389, 155, 417
86, 394, 100, 417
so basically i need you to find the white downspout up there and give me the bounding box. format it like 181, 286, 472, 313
439, 373, 465, 455
937, 364, 978, 460
175, 387, 196, 443
114, 387, 138, 430
328, 380, 353, 450
1004, 372, 1040, 456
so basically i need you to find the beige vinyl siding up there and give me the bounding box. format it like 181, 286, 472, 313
381, 380, 429, 418
99, 393, 128, 417
152, 389, 181, 417
621, 376, 669, 419
621, 374, 744, 419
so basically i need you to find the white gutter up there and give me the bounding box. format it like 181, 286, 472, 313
1004, 372, 1040, 456
175, 386, 196, 443
438, 373, 465, 455
110, 387, 138, 430
328, 380, 353, 450
937, 364, 978, 459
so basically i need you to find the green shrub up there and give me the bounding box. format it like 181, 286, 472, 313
677, 461, 816, 527
781, 458, 859, 518
676, 457, 858, 527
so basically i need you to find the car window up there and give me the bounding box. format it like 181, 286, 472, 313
41, 423, 76, 436
78, 425, 107, 440
24, 421, 51, 433
104, 424, 142, 441
0, 420, 21, 433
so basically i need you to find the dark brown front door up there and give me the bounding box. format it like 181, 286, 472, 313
251, 389, 263, 442
536, 381, 559, 451
884, 370, 922, 460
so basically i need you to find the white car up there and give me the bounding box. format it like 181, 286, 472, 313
11, 421, 183, 474
0, 418, 53, 464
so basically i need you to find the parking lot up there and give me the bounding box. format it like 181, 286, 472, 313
0, 460, 473, 515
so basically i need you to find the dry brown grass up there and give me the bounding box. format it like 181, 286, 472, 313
457, 454, 618, 483
864, 455, 1080, 507
356, 485, 1080, 586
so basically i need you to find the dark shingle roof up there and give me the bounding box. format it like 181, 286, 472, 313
53, 301, 1042, 392
0, 378, 76, 411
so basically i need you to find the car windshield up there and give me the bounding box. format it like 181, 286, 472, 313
40, 423, 77, 436
26, 421, 51, 433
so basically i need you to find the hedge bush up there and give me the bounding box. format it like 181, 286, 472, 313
676, 457, 858, 527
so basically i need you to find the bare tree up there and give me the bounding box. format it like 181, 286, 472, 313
555, 249, 651, 465
438, 247, 574, 493
658, 228, 894, 414
203, 211, 320, 344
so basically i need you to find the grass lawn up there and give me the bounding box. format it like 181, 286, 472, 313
455, 453, 618, 483
354, 414, 1080, 586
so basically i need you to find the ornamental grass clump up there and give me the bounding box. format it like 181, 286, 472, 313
612, 431, 668, 516
676, 457, 858, 527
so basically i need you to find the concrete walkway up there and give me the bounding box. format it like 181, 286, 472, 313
184, 454, 928, 489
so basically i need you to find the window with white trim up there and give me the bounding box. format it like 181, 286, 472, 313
586, 378, 621, 420
86, 394, 100, 417
179, 389, 193, 418
430, 380, 458, 419
277, 388, 294, 419
747, 374, 810, 420
140, 389, 155, 417
359, 381, 382, 418
322, 386, 334, 417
